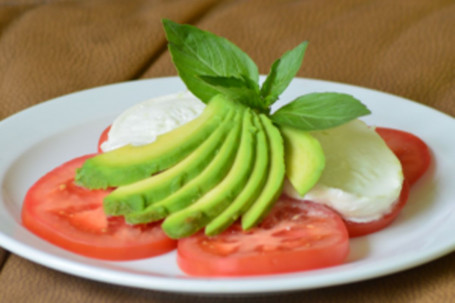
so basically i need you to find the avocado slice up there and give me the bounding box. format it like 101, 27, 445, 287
124, 107, 244, 224
204, 113, 269, 236
280, 125, 325, 196
241, 115, 285, 230
161, 109, 256, 238
75, 94, 235, 189
102, 109, 237, 216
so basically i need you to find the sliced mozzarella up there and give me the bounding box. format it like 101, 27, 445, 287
101, 91, 206, 152
283, 119, 404, 223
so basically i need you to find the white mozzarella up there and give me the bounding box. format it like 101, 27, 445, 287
283, 120, 404, 223
101, 91, 206, 152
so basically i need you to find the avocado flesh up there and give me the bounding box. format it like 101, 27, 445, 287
280, 125, 325, 196
204, 113, 269, 236
124, 107, 244, 225
102, 109, 237, 216
161, 109, 256, 239
75, 94, 234, 189
241, 115, 285, 230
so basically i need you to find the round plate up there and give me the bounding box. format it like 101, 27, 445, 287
0, 77, 454, 294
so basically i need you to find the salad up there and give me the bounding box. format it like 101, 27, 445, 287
21, 20, 431, 277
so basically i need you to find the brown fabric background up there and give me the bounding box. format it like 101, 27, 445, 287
0, 0, 454, 302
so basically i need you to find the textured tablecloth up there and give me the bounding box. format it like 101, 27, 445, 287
0, 0, 454, 302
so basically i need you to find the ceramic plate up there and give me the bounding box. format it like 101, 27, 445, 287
1, 77, 454, 294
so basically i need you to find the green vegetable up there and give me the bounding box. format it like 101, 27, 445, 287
75, 94, 231, 189
260, 41, 308, 107
162, 19, 259, 105
163, 19, 371, 128
271, 92, 371, 130
198, 75, 264, 111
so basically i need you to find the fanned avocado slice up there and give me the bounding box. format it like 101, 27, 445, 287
75, 94, 235, 189
204, 112, 269, 236
161, 109, 256, 239
102, 109, 237, 216
241, 115, 285, 230
280, 125, 325, 196
124, 107, 244, 225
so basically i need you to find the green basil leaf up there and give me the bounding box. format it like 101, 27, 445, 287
198, 75, 266, 111
162, 19, 259, 103
260, 41, 308, 106
271, 92, 371, 130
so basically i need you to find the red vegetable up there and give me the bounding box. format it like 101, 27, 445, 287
344, 181, 410, 237
376, 127, 431, 186
97, 126, 110, 153
343, 127, 431, 237
177, 198, 350, 276
21, 155, 177, 260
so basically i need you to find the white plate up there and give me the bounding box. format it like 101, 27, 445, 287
0, 77, 454, 295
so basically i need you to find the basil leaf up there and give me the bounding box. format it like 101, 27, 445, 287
271, 92, 371, 130
260, 41, 308, 106
198, 75, 266, 111
162, 19, 259, 104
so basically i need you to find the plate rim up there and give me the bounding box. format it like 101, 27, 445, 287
1, 76, 454, 295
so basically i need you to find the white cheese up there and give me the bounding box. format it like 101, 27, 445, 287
101, 91, 206, 152
283, 120, 404, 223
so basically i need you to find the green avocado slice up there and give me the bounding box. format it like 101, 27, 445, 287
241, 115, 285, 230
124, 107, 244, 225
75, 94, 235, 189
102, 109, 237, 216
204, 112, 269, 236
280, 125, 325, 196
161, 109, 256, 239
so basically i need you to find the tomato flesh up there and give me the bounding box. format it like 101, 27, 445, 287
344, 128, 430, 237
344, 181, 410, 237
22, 155, 177, 260
376, 127, 431, 186
177, 197, 349, 276
97, 126, 111, 153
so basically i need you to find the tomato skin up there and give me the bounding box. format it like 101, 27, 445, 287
22, 155, 177, 260
344, 128, 430, 237
177, 198, 349, 277
344, 181, 410, 237
97, 126, 111, 153
376, 127, 431, 186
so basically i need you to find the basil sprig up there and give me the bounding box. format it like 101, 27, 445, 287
163, 19, 370, 130
271, 93, 370, 130
260, 41, 308, 107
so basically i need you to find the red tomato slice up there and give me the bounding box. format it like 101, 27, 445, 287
177, 197, 349, 277
22, 155, 177, 260
376, 127, 431, 186
344, 128, 430, 237
97, 126, 111, 153
344, 181, 410, 237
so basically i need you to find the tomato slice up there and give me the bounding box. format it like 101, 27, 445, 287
376, 127, 431, 186
22, 155, 177, 260
344, 128, 430, 237
97, 126, 111, 153
177, 197, 349, 276
344, 180, 410, 237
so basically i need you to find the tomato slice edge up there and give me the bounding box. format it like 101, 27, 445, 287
21, 154, 177, 261
177, 199, 350, 276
